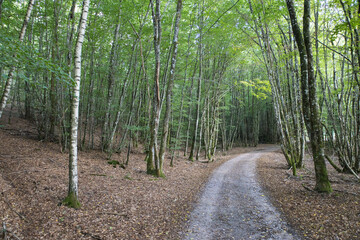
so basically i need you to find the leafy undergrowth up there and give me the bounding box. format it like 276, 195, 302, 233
257, 151, 360, 240
0, 114, 258, 239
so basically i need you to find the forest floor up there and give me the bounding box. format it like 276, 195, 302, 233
0, 113, 259, 240
1, 113, 359, 240
257, 150, 360, 240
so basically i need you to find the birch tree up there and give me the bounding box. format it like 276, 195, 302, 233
63, 0, 90, 209
0, 0, 36, 119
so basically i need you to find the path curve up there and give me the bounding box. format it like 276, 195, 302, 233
183, 147, 297, 240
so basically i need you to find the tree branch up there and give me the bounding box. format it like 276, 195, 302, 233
316, 39, 352, 63
203, 0, 241, 36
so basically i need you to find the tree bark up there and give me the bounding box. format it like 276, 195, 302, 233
159, 0, 183, 170
146, 0, 163, 176
49, 0, 61, 136
286, 0, 332, 192
189, 2, 203, 161
64, 0, 90, 209
102, 4, 122, 151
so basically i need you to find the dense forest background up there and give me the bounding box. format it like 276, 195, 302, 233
0, 0, 359, 205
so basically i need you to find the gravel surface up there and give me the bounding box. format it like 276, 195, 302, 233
183, 147, 298, 240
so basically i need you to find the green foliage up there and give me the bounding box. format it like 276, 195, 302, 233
107, 160, 120, 168
126, 125, 147, 132
0, 34, 72, 87
235, 77, 271, 100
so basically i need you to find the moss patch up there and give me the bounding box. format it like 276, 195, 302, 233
62, 192, 81, 209
107, 160, 126, 169
107, 160, 120, 167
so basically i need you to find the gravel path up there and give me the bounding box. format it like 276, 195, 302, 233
183, 147, 298, 240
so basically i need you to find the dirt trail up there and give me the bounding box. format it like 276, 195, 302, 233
183, 147, 298, 240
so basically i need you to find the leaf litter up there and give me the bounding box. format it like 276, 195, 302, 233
0, 114, 258, 239
257, 150, 360, 240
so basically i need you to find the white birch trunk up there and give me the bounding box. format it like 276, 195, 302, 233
66, 0, 90, 207
0, 0, 36, 119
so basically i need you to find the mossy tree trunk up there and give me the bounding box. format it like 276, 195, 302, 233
146, 0, 163, 177
286, 0, 332, 192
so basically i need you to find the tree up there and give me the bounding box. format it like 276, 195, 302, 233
188, 1, 203, 161
102, 3, 122, 152
146, 0, 163, 176
286, 0, 332, 192
159, 0, 183, 170
0, 0, 36, 119
63, 0, 90, 209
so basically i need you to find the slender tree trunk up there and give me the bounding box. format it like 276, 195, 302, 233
159, 0, 183, 170
189, 2, 203, 161
184, 66, 196, 156
102, 4, 122, 151
107, 42, 136, 157
24, 19, 34, 120
82, 43, 95, 149
286, 0, 332, 192
146, 0, 162, 176
63, 0, 90, 209
49, 0, 60, 136
117, 63, 141, 153
0, 0, 36, 119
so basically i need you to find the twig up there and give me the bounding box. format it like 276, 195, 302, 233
302, 183, 314, 192
2, 222, 6, 240
80, 231, 102, 240
1, 222, 21, 240
89, 174, 107, 177
2, 194, 28, 223
7, 230, 21, 240
203, 0, 241, 36
316, 39, 352, 63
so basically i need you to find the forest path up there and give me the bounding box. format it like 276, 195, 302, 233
183, 147, 297, 240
